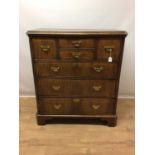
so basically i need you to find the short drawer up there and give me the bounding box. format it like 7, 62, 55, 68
34, 62, 118, 78
59, 39, 95, 48
38, 98, 73, 115
97, 39, 122, 61
36, 79, 116, 97
59, 49, 94, 60
30, 38, 56, 59
79, 98, 115, 115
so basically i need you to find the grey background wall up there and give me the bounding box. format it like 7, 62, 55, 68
19, 0, 134, 97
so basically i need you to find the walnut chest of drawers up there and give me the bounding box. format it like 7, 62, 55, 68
27, 29, 127, 126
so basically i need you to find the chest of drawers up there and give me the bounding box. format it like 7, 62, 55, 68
27, 29, 127, 126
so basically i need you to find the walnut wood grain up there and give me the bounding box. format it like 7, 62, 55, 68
34, 61, 118, 78
27, 28, 127, 36
59, 49, 94, 60
30, 38, 57, 59
59, 39, 95, 48
38, 98, 115, 115
97, 38, 122, 61
36, 79, 116, 97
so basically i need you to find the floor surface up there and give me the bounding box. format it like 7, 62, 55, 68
20, 97, 135, 155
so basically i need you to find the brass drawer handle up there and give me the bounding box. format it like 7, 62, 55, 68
92, 104, 101, 110
53, 104, 62, 110
73, 63, 80, 68
40, 45, 50, 52
104, 45, 114, 52
92, 86, 102, 91
93, 66, 103, 72
72, 40, 81, 48
52, 86, 61, 91
72, 52, 81, 59
72, 98, 81, 103
51, 66, 60, 72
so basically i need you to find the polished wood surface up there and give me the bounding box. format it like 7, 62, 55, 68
36, 79, 116, 97
20, 97, 134, 155
34, 61, 118, 78
38, 98, 115, 115
59, 49, 94, 60
31, 38, 57, 59
27, 29, 127, 126
27, 28, 127, 36
97, 38, 122, 61
59, 39, 95, 48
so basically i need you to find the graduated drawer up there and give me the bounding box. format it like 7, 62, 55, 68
59, 39, 95, 48
34, 62, 118, 78
97, 38, 122, 61
30, 38, 57, 59
36, 79, 116, 97
38, 98, 115, 115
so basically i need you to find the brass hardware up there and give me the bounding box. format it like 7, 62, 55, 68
40, 45, 50, 52
104, 45, 114, 52
52, 85, 61, 91
93, 66, 103, 72
92, 104, 101, 110
72, 98, 81, 103
92, 86, 102, 91
53, 104, 61, 110
72, 40, 81, 44
72, 52, 81, 59
51, 66, 60, 72
72, 40, 81, 48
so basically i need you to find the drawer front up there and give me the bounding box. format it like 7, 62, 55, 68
30, 38, 56, 59
38, 98, 73, 115
59, 49, 94, 60
97, 39, 121, 61
34, 62, 118, 78
79, 98, 115, 115
59, 39, 95, 48
38, 98, 115, 115
36, 79, 116, 97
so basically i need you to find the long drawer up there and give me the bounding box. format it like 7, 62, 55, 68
38, 98, 115, 115
34, 61, 118, 78
36, 79, 116, 97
